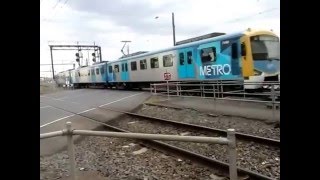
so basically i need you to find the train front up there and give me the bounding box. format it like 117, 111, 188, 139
244, 30, 280, 90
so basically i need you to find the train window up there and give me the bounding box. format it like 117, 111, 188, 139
100, 67, 104, 74
241, 43, 246, 56
163, 54, 173, 67
140, 59, 147, 70
108, 66, 112, 73
96, 68, 100, 75
179, 53, 184, 65
88, 70, 90, 76
150, 57, 159, 68
125, 63, 128, 72
252, 35, 279, 41
187, 51, 192, 64
131, 61, 137, 71
231, 43, 239, 59
91, 69, 95, 75
200, 47, 216, 62
114, 65, 119, 72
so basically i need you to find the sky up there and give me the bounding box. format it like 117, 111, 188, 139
40, 0, 280, 77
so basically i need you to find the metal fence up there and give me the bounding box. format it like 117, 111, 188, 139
40, 122, 238, 180
150, 81, 280, 120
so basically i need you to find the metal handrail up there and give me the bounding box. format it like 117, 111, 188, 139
150, 81, 280, 121
40, 122, 238, 180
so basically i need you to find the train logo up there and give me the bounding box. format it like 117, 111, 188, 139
200, 64, 231, 77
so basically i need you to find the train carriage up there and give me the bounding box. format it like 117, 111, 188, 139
105, 28, 279, 90
55, 69, 72, 87
58, 28, 280, 91
70, 62, 108, 88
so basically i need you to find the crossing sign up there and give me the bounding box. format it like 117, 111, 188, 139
164, 72, 171, 80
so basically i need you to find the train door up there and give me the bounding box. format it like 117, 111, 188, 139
178, 47, 195, 79
107, 65, 114, 82
114, 64, 120, 81
68, 70, 73, 84
121, 62, 129, 81
75, 70, 80, 83
95, 67, 101, 82
100, 65, 107, 83
91, 68, 96, 82
230, 42, 241, 76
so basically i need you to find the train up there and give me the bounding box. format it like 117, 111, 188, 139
55, 28, 280, 91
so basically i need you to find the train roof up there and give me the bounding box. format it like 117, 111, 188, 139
87, 61, 108, 67
108, 30, 244, 63
93, 61, 108, 64
175, 32, 226, 45
109, 29, 278, 63
119, 51, 149, 59
70, 61, 107, 70
59, 29, 278, 73
57, 70, 71, 74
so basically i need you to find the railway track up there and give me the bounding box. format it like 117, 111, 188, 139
40, 101, 277, 180
142, 101, 280, 136
107, 110, 280, 179
102, 106, 280, 147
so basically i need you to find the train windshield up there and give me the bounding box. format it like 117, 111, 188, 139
250, 35, 280, 61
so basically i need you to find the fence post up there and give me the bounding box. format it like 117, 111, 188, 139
221, 81, 224, 98
200, 82, 203, 97
176, 82, 179, 96
66, 122, 76, 180
213, 83, 217, 110
271, 84, 276, 121
212, 84, 214, 98
179, 82, 182, 96
167, 81, 169, 100
243, 81, 246, 99
227, 129, 237, 180
218, 81, 221, 98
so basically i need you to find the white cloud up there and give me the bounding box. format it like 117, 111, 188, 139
40, 0, 279, 77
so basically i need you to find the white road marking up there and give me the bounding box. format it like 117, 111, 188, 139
40, 92, 144, 128
40, 106, 51, 109
77, 108, 96, 114
40, 115, 75, 128
58, 90, 101, 100
40, 95, 78, 104
99, 92, 144, 107
40, 108, 95, 128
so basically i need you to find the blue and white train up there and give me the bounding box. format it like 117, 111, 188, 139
55, 28, 280, 90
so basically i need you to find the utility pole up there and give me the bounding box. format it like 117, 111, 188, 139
154, 13, 176, 46
172, 12, 176, 46
50, 46, 55, 80
98, 46, 102, 62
